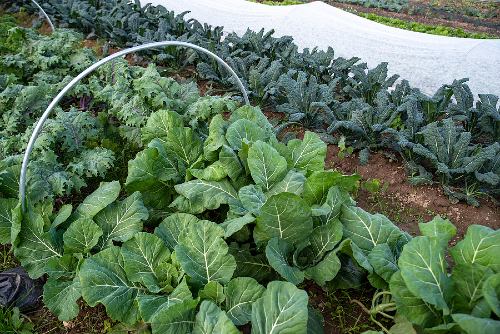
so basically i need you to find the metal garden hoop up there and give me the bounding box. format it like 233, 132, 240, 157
30, 0, 55, 32
19, 41, 250, 210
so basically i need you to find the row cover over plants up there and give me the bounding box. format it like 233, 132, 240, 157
0, 5, 499, 334
15, 0, 500, 206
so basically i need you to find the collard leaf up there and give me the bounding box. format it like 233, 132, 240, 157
452, 313, 500, 334
399, 236, 452, 313
204, 114, 228, 159
14, 212, 62, 278
45, 254, 78, 280
0, 198, 17, 244
51, 204, 72, 229
137, 278, 192, 322
225, 277, 265, 326
43, 277, 81, 321
230, 245, 275, 282
79, 246, 140, 324
389, 271, 439, 328
238, 185, 266, 215
163, 127, 202, 172
418, 216, 456, 248
122, 232, 174, 293
452, 263, 493, 314
248, 140, 288, 191
266, 237, 304, 285
304, 249, 342, 286
141, 110, 183, 144
193, 300, 239, 334
226, 119, 267, 150
175, 220, 236, 286
150, 299, 198, 334
308, 218, 343, 263
199, 281, 225, 305
174, 179, 238, 211
251, 281, 308, 334
220, 214, 255, 238
303, 171, 359, 205
315, 187, 353, 223
219, 145, 243, 181
450, 225, 500, 272
266, 170, 306, 197
72, 181, 120, 220
95, 192, 149, 248
367, 243, 398, 282
340, 206, 402, 253
254, 193, 313, 247
155, 213, 199, 251
190, 161, 227, 181
229, 105, 273, 135
307, 307, 324, 334
63, 218, 103, 254
483, 273, 500, 317
285, 131, 326, 172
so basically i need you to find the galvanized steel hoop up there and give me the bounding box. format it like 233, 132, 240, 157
19, 41, 250, 210
30, 0, 55, 32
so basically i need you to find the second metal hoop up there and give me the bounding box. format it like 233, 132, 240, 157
30, 0, 55, 32
19, 41, 250, 210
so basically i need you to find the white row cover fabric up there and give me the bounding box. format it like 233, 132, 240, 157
143, 0, 500, 97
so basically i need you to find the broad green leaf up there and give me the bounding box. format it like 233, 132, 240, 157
190, 161, 227, 181
219, 145, 243, 181
266, 237, 304, 285
226, 277, 265, 326
175, 220, 236, 286
204, 114, 228, 159
95, 192, 149, 249
304, 249, 342, 286
239, 185, 266, 215
285, 131, 326, 172
174, 179, 238, 211
43, 277, 81, 321
125, 147, 177, 210
399, 236, 452, 313
303, 171, 360, 205
193, 300, 239, 334
72, 181, 120, 220
315, 187, 353, 223
229, 105, 273, 135
169, 195, 206, 215
251, 281, 308, 334
63, 218, 103, 254
230, 246, 275, 282
450, 225, 500, 272
220, 214, 255, 238
368, 243, 398, 282
248, 141, 287, 191
14, 212, 62, 278
155, 213, 199, 251
164, 127, 202, 171
483, 273, 500, 317
45, 254, 78, 280
418, 216, 456, 248
122, 232, 175, 293
226, 119, 267, 151
79, 246, 140, 324
51, 204, 72, 229
307, 307, 324, 334
0, 198, 17, 244
452, 313, 500, 334
389, 271, 439, 328
452, 263, 493, 313
267, 170, 306, 197
150, 299, 198, 334
254, 193, 313, 246
340, 206, 402, 253
308, 218, 343, 263
137, 278, 192, 322
199, 281, 225, 305
141, 110, 183, 144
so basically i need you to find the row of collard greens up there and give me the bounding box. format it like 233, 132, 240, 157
16, 0, 500, 206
